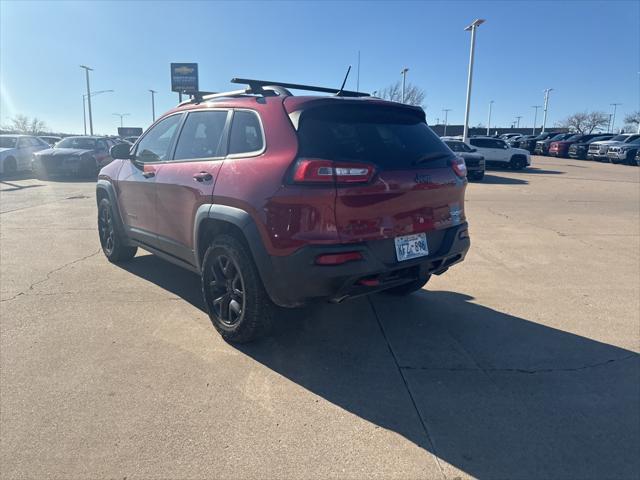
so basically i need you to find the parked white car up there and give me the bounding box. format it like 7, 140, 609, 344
468, 136, 531, 169
0, 135, 50, 175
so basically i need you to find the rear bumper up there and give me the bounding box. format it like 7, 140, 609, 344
466, 159, 485, 173
261, 223, 470, 307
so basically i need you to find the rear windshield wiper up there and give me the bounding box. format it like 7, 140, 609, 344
412, 152, 453, 166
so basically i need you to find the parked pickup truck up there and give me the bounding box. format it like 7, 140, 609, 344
534, 133, 573, 155
606, 137, 640, 164
568, 135, 615, 160
588, 134, 640, 161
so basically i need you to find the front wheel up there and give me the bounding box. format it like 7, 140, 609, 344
201, 234, 274, 343
382, 275, 430, 296
98, 198, 137, 263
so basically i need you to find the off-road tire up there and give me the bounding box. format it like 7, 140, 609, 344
382, 275, 431, 296
98, 198, 137, 262
201, 234, 274, 343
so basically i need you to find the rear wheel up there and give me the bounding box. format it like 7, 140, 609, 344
382, 275, 430, 296
510, 155, 527, 170
98, 198, 137, 262
201, 234, 274, 343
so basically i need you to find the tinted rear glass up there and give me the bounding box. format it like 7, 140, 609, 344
297, 105, 451, 169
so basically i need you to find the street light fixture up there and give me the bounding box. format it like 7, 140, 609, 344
442, 108, 451, 136
149, 89, 157, 122
80, 65, 94, 135
486, 100, 494, 136
400, 67, 409, 103
462, 18, 485, 142
541, 88, 553, 133
82, 90, 113, 135
112, 113, 131, 128
531, 105, 542, 135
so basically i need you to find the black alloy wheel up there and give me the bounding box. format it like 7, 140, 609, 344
206, 253, 246, 327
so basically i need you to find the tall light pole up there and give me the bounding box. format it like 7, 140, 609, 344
462, 18, 485, 142
82, 90, 113, 135
442, 108, 451, 136
486, 100, 494, 136
609, 103, 621, 133
113, 113, 130, 128
80, 65, 94, 135
149, 89, 157, 122
531, 105, 542, 135
400, 67, 409, 103
515, 116, 522, 128
541, 88, 553, 133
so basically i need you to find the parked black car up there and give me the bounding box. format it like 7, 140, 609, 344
443, 139, 486, 181
508, 134, 536, 149
534, 133, 574, 155
568, 135, 615, 160
32, 136, 118, 178
519, 132, 559, 154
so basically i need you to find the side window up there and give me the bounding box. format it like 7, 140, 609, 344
494, 140, 508, 149
135, 114, 183, 163
470, 138, 487, 148
228, 111, 264, 155
96, 139, 108, 151
17, 138, 28, 148
174, 110, 229, 160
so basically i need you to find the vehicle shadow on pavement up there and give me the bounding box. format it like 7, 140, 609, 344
119, 255, 639, 479
479, 174, 528, 185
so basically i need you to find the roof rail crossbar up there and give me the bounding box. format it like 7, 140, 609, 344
231, 78, 369, 98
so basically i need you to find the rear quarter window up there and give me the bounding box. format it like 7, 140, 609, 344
297, 105, 451, 169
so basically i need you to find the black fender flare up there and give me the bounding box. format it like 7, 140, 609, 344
193, 204, 283, 305
96, 179, 126, 235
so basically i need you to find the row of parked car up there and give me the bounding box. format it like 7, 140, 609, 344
0, 134, 132, 177
498, 131, 640, 165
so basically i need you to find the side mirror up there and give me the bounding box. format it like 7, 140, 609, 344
110, 143, 131, 160
470, 148, 477, 152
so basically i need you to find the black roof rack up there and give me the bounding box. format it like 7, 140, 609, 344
180, 77, 370, 105
231, 78, 369, 98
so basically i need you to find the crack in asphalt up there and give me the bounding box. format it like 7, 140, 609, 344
367, 297, 447, 480
0, 249, 101, 303
398, 354, 638, 374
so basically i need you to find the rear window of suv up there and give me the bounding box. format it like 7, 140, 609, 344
296, 105, 451, 169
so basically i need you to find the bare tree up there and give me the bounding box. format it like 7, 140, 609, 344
6, 115, 48, 134
377, 81, 425, 106
558, 111, 609, 134
623, 111, 640, 131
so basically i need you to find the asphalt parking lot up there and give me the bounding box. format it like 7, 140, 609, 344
1, 156, 639, 479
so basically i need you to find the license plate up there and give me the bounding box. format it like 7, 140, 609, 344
394, 233, 429, 262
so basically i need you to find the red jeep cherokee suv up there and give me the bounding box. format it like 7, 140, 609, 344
97, 79, 470, 342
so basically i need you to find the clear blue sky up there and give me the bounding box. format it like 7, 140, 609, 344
1, 0, 638, 135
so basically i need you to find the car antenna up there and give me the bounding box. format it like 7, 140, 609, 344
336, 65, 352, 96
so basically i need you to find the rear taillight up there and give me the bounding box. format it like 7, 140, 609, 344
450, 156, 467, 178
292, 158, 375, 184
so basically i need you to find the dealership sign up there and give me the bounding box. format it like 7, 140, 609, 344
171, 63, 199, 93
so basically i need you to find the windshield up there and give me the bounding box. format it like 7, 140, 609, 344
0, 136, 18, 148
609, 135, 627, 142
55, 137, 97, 149
297, 105, 452, 169
587, 136, 611, 144
445, 141, 472, 153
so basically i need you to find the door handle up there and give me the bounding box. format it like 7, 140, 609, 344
193, 171, 213, 182
142, 170, 155, 178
